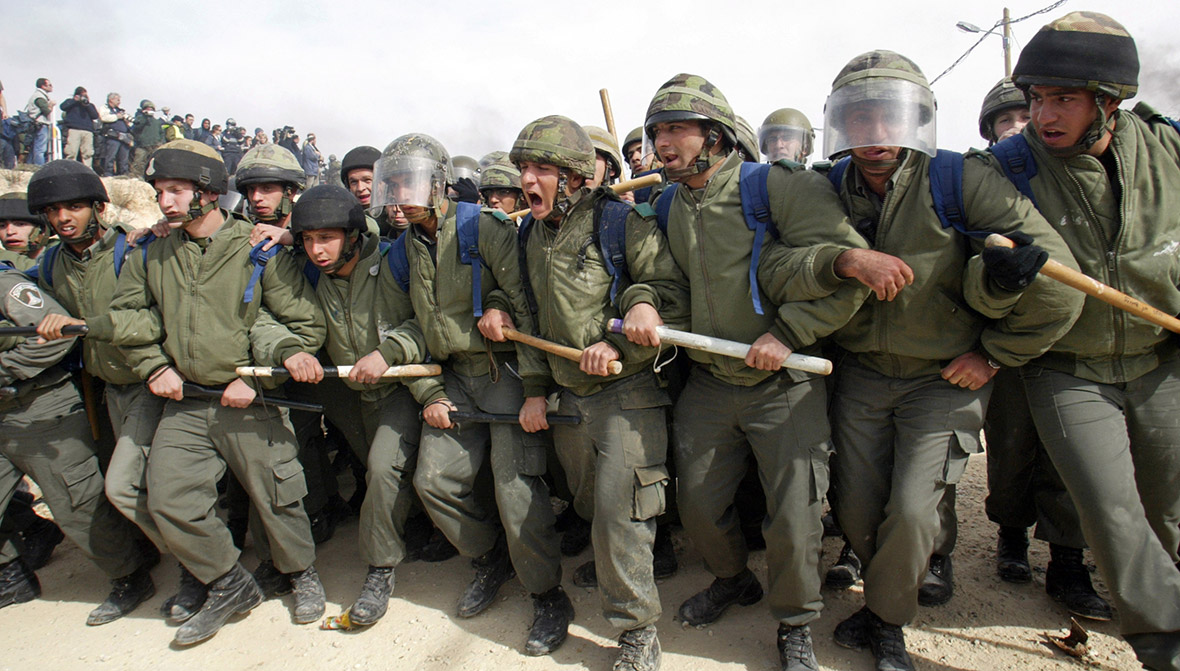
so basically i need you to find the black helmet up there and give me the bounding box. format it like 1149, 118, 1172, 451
26, 160, 109, 213
340, 145, 381, 186
0, 193, 42, 224
291, 185, 367, 274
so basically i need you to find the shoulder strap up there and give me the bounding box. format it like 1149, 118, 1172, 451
738, 162, 776, 316
243, 241, 281, 303
596, 200, 634, 306
988, 135, 1039, 208
653, 183, 679, 234
37, 244, 60, 288
386, 233, 410, 292
826, 157, 852, 191
112, 232, 128, 278
631, 168, 661, 205
517, 215, 539, 328
301, 258, 320, 290
455, 200, 484, 317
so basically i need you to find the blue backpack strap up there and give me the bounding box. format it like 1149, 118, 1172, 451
243, 241, 281, 303
35, 244, 60, 287
631, 168, 661, 204
517, 214, 539, 324
596, 200, 633, 305
112, 232, 128, 278
301, 259, 320, 289
455, 201, 484, 317
989, 135, 1039, 208
386, 233, 410, 292
738, 162, 776, 316
826, 157, 852, 191
653, 183, 678, 234
929, 149, 992, 240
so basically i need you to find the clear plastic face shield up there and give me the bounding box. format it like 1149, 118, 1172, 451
759, 125, 813, 163
370, 155, 443, 209
822, 78, 937, 159
218, 190, 244, 213
639, 132, 665, 173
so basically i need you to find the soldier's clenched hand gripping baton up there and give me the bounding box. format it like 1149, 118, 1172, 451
449, 411, 581, 425
501, 327, 624, 375
236, 364, 443, 378
506, 173, 663, 220
0, 324, 89, 337
985, 234, 1180, 335
606, 319, 834, 376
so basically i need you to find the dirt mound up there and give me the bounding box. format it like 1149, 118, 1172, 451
0, 167, 160, 229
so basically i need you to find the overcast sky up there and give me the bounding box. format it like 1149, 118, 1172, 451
5, 0, 1178, 165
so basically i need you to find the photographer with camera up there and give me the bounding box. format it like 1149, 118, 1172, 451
59, 86, 100, 167
221, 118, 247, 174
97, 92, 132, 175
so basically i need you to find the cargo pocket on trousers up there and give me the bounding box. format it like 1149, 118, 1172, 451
939, 430, 981, 486
61, 458, 103, 508
632, 465, 669, 521
521, 433, 550, 477
271, 458, 308, 507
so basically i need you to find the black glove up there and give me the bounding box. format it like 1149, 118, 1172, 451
982, 232, 1048, 292
450, 177, 480, 204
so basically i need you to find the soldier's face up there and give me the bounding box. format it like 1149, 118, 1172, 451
302, 229, 346, 269
347, 169, 374, 206
154, 179, 199, 221
650, 120, 708, 174
842, 102, 904, 148
247, 183, 285, 219
624, 142, 643, 174
1, 221, 35, 252
519, 161, 561, 220
992, 108, 1031, 143
43, 200, 95, 239
589, 156, 608, 189
1028, 86, 1118, 154
765, 132, 803, 163
482, 188, 520, 214
385, 205, 410, 229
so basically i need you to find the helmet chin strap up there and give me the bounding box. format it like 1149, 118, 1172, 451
321, 231, 362, 275
182, 190, 217, 223
549, 170, 588, 222
665, 125, 729, 182
1040, 94, 1115, 159
51, 203, 104, 246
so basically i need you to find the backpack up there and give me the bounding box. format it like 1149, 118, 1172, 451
517, 196, 643, 324
32, 231, 137, 289
654, 161, 780, 315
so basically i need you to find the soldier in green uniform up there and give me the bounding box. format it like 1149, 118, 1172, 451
0, 263, 154, 624
287, 184, 432, 626
643, 73, 869, 671
42, 140, 328, 645
819, 52, 1083, 671
370, 133, 567, 655
511, 114, 689, 671
758, 109, 814, 165
0, 193, 50, 271
999, 12, 1180, 670
477, 159, 524, 215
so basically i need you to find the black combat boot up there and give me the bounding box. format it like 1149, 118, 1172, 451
456, 539, 515, 618
419, 526, 459, 563
867, 610, 915, 671
996, 525, 1032, 583
614, 625, 661, 671
1046, 544, 1112, 621
778, 623, 819, 671
290, 565, 326, 624
917, 553, 953, 606
253, 559, 292, 597
677, 567, 763, 626
652, 524, 678, 580
572, 559, 598, 588
174, 562, 263, 645
18, 516, 64, 570
349, 565, 394, 626
833, 605, 872, 650
559, 511, 591, 557
161, 563, 207, 624
87, 564, 155, 625
525, 586, 575, 656
0, 558, 40, 609
825, 541, 861, 590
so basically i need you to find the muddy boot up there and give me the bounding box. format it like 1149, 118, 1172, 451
161, 563, 207, 624
456, 539, 514, 618
917, 553, 953, 607
419, 526, 459, 563
18, 517, 64, 570
825, 541, 861, 590
677, 567, 763, 626
572, 560, 597, 588
833, 605, 872, 650
778, 624, 819, 671
350, 565, 395, 626
652, 524, 678, 580
174, 563, 262, 645
996, 526, 1031, 583
614, 625, 660, 671
0, 558, 40, 609
290, 565, 326, 624
253, 559, 292, 597
87, 564, 155, 626
1046, 544, 1112, 621
525, 586, 574, 656
867, 610, 915, 671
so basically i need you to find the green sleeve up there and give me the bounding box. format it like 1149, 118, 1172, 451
258, 251, 326, 363
0, 275, 79, 385
90, 243, 169, 378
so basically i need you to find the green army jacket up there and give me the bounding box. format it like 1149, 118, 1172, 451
0, 268, 83, 420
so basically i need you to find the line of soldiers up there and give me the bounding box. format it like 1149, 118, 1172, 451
0, 10, 1178, 671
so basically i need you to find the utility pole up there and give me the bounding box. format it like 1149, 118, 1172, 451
1002, 7, 1013, 77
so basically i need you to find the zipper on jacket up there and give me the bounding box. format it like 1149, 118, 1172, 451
1065, 163, 1122, 366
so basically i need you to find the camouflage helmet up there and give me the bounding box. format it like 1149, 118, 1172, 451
733, 115, 759, 162
823, 50, 938, 159
26, 160, 109, 213
509, 115, 596, 180
144, 139, 229, 194
235, 144, 306, 193
479, 151, 508, 170
978, 78, 1028, 143
1012, 11, 1138, 101
478, 159, 522, 192
759, 108, 815, 162
644, 73, 736, 142
370, 133, 452, 211
451, 155, 481, 184
583, 125, 624, 181
622, 127, 644, 154
290, 184, 368, 275
340, 145, 381, 185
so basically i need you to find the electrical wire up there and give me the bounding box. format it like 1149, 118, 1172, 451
930, 0, 1070, 85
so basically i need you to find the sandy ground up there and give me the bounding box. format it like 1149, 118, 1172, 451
0, 453, 1142, 671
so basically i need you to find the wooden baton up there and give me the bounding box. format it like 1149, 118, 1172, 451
985, 234, 1180, 335
606, 319, 833, 376
599, 88, 619, 142
502, 327, 623, 375
506, 173, 662, 220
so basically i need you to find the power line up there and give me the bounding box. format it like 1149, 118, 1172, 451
930, 0, 1069, 86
